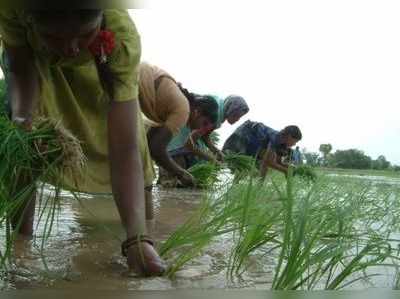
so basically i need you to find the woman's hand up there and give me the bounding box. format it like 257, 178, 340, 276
215, 150, 225, 162
13, 116, 32, 131
108, 100, 167, 276
190, 128, 204, 140
5, 45, 39, 128
176, 169, 196, 187
126, 242, 167, 276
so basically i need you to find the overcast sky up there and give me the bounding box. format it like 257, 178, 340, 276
130, 0, 400, 165
0, 1, 398, 164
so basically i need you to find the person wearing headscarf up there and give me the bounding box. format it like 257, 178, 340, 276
193, 94, 249, 161
220, 95, 250, 128
156, 93, 247, 188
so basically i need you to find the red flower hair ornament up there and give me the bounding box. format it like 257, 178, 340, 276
88, 30, 116, 64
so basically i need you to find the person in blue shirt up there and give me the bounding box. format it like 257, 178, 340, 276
291, 146, 302, 165
222, 120, 302, 178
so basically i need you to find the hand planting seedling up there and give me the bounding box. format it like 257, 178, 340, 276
188, 162, 221, 188
187, 154, 258, 188
224, 154, 256, 174
292, 165, 317, 182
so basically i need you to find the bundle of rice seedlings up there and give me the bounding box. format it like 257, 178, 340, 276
223, 153, 256, 175
32, 118, 85, 177
293, 165, 317, 182
188, 162, 221, 188
0, 116, 85, 267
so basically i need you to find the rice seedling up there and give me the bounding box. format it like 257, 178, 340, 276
269, 173, 398, 290
0, 116, 85, 269
0, 79, 6, 116
188, 162, 221, 188
159, 176, 281, 277
159, 168, 400, 289
223, 154, 257, 175
187, 154, 257, 189
293, 165, 317, 182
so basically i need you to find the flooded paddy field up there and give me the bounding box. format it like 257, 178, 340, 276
1, 171, 400, 290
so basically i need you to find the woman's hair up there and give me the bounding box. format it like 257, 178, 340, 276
28, 9, 119, 99
28, 9, 103, 28
178, 85, 219, 125
282, 125, 302, 140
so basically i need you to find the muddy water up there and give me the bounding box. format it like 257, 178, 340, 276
326, 173, 400, 186
1, 175, 399, 290
0, 186, 274, 290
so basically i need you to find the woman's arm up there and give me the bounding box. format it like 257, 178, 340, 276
202, 133, 224, 161
147, 126, 195, 186
103, 12, 166, 275
260, 150, 288, 179
185, 131, 218, 163
107, 100, 146, 238
277, 156, 289, 168
5, 45, 39, 126
5, 45, 39, 235
108, 100, 166, 275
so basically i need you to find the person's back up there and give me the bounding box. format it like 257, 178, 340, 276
246, 122, 278, 158
222, 120, 254, 155
138, 62, 190, 136
222, 120, 279, 159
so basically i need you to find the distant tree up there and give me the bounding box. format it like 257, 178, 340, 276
371, 155, 391, 170
393, 165, 400, 172
303, 150, 320, 167
319, 144, 333, 166
329, 149, 372, 169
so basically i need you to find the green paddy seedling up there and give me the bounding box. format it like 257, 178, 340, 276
0, 117, 85, 269
160, 167, 400, 289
